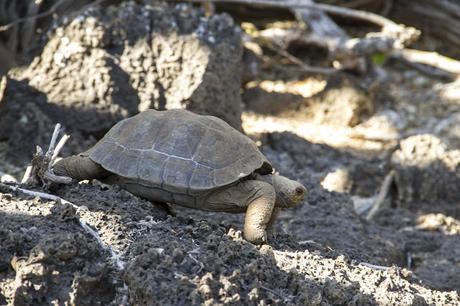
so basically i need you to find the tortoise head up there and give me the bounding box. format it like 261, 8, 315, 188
270, 174, 307, 208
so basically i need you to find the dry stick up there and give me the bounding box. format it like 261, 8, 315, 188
0, 182, 126, 270
51, 134, 71, 165
175, 0, 401, 28
366, 170, 395, 220
21, 166, 32, 184
359, 262, 391, 271
47, 123, 62, 156
179, 0, 419, 71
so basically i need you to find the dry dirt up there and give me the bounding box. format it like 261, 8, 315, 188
1, 2, 460, 306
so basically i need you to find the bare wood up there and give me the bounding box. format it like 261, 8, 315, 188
21, 166, 32, 184
171, 0, 410, 29
0, 76, 6, 102
359, 262, 391, 271
180, 0, 419, 73
392, 49, 460, 76
26, 124, 73, 186
51, 134, 70, 165
366, 170, 395, 220
0, 182, 74, 204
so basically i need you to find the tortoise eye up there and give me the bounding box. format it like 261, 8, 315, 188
295, 187, 304, 196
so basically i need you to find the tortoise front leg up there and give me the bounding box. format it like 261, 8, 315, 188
267, 207, 281, 230
204, 180, 276, 244
242, 181, 276, 244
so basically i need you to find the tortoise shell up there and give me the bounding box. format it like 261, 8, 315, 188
85, 109, 272, 195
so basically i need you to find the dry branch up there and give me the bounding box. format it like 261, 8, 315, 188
391, 49, 460, 78
177, 0, 419, 73
26, 123, 72, 186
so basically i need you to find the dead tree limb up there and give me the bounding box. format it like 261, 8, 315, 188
176, 0, 419, 73
391, 49, 460, 79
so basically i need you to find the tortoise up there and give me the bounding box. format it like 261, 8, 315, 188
53, 109, 307, 244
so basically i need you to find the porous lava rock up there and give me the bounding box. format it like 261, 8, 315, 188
11, 2, 243, 133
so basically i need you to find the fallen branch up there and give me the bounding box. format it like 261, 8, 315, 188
174, 0, 419, 46
191, 0, 419, 73
176, 0, 399, 27
391, 49, 460, 77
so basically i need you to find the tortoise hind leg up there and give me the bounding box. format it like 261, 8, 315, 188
53, 155, 110, 181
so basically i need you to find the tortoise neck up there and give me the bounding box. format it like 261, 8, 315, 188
253, 173, 274, 186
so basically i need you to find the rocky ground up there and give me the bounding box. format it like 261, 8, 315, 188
1, 1, 460, 305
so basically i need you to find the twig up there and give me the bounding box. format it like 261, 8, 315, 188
297, 239, 321, 246
21, 166, 32, 184
188, 254, 204, 273
51, 134, 70, 165
27, 123, 72, 186
359, 262, 391, 271
260, 285, 295, 301
47, 123, 62, 156
366, 170, 395, 220
1, 182, 72, 204
189, 0, 418, 73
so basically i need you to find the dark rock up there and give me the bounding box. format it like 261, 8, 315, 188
10, 2, 243, 133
